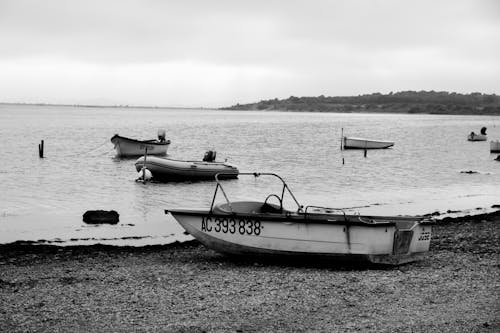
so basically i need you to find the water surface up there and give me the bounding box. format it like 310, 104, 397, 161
1, 104, 498, 245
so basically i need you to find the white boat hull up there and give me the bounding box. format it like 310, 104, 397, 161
468, 134, 487, 141
135, 156, 239, 181
490, 140, 500, 152
343, 137, 394, 149
111, 135, 170, 157
168, 205, 432, 265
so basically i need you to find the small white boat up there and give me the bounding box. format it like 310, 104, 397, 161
467, 133, 487, 141
468, 127, 487, 141
491, 140, 500, 153
167, 173, 433, 265
343, 137, 394, 149
111, 130, 170, 157
135, 151, 239, 181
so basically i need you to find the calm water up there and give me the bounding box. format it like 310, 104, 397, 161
1, 104, 499, 245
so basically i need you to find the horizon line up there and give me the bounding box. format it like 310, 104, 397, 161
0, 102, 217, 110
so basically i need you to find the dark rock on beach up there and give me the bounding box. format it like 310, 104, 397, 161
82, 210, 119, 224
0, 212, 499, 332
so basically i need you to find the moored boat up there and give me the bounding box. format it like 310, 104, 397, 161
111, 130, 170, 157
490, 140, 500, 153
467, 133, 487, 141
468, 127, 487, 141
135, 151, 239, 181
343, 137, 394, 149
166, 173, 433, 265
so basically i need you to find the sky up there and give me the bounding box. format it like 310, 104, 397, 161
0, 0, 499, 108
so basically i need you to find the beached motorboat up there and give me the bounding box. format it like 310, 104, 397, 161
343, 137, 394, 149
135, 151, 239, 181
111, 130, 170, 157
166, 173, 433, 265
490, 140, 500, 153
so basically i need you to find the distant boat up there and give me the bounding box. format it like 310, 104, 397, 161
468, 127, 487, 141
343, 137, 394, 149
166, 173, 433, 265
135, 151, 239, 181
467, 133, 487, 141
491, 140, 500, 153
111, 130, 170, 157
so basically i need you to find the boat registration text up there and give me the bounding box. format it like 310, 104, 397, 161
201, 216, 262, 235
139, 144, 155, 150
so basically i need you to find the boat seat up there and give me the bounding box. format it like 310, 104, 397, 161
260, 202, 283, 214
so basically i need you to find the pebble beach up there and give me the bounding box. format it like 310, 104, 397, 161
1, 211, 499, 333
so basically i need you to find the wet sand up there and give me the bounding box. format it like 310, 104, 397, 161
1, 212, 499, 332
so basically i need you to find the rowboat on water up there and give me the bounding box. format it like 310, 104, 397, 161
111, 130, 170, 157
343, 137, 394, 149
135, 151, 239, 181
468, 127, 487, 141
467, 133, 487, 141
166, 173, 433, 265
491, 140, 500, 153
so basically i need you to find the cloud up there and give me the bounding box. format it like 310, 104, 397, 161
0, 56, 292, 106
0, 0, 499, 106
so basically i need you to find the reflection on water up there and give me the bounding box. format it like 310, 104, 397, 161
0, 104, 499, 244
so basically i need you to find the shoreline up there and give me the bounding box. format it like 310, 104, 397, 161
1, 207, 499, 247
2, 102, 499, 116
1, 212, 499, 332
0, 209, 500, 253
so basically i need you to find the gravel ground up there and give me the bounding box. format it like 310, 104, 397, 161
0, 212, 499, 333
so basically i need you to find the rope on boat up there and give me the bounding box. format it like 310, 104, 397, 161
63, 139, 112, 158
79, 139, 111, 156
97, 147, 115, 156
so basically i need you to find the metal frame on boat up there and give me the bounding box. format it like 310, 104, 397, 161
166, 173, 433, 265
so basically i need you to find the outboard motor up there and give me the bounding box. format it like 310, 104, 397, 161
203, 150, 216, 162
158, 129, 166, 142
481, 127, 487, 135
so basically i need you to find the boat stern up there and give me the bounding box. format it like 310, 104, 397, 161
368, 221, 433, 265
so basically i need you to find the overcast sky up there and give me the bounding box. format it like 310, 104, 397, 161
0, 0, 499, 107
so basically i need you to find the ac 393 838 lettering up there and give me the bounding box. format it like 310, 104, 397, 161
201, 217, 262, 235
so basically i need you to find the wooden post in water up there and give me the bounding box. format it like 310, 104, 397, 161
38, 140, 44, 158
142, 148, 148, 184
340, 128, 343, 150
364, 148, 367, 158
341, 128, 345, 165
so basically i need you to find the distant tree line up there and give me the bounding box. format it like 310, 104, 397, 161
221, 91, 500, 115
